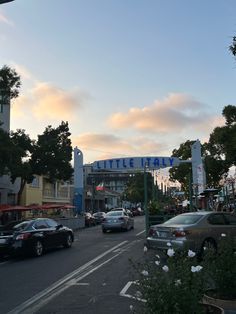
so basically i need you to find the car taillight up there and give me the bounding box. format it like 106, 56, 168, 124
16, 232, 31, 240
173, 229, 189, 237
148, 228, 155, 237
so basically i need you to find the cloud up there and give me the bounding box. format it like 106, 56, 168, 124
31, 83, 83, 120
108, 93, 216, 134
12, 82, 84, 121
0, 12, 14, 26
72, 132, 169, 162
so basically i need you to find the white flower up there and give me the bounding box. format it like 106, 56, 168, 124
135, 291, 142, 298
221, 233, 226, 237
167, 248, 175, 257
143, 246, 148, 253
188, 250, 196, 258
141, 270, 149, 276
162, 265, 169, 272
155, 260, 160, 266
191, 265, 203, 273
129, 305, 134, 311
155, 254, 160, 259
175, 279, 182, 286
167, 242, 172, 247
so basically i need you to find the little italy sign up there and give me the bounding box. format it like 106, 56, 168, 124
91, 156, 181, 171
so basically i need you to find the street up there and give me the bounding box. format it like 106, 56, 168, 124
0, 216, 149, 314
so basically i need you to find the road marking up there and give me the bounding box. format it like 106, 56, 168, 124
136, 230, 145, 236
6, 240, 128, 314
120, 281, 146, 303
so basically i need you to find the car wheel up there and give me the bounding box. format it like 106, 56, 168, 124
64, 233, 73, 248
102, 228, 107, 233
33, 240, 43, 257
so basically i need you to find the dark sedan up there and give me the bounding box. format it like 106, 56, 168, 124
3, 218, 74, 257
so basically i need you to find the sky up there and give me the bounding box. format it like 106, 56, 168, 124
1, 0, 236, 166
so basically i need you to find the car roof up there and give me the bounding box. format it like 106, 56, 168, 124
180, 211, 214, 216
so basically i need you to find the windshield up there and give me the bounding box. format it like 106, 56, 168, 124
163, 214, 203, 225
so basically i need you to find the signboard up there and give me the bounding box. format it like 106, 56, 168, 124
92, 156, 180, 171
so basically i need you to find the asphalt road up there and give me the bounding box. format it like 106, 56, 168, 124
0, 216, 150, 314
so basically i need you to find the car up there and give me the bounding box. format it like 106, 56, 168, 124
84, 212, 96, 227
0, 220, 23, 257
110, 207, 133, 217
101, 210, 134, 233
93, 212, 106, 224
4, 218, 74, 257
146, 211, 236, 256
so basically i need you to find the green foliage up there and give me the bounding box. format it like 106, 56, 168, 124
0, 65, 21, 99
202, 235, 236, 299
229, 36, 236, 57
147, 200, 163, 215
169, 140, 194, 193
124, 172, 153, 204
31, 121, 73, 182
208, 105, 236, 167
134, 248, 206, 314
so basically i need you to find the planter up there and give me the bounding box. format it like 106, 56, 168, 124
201, 302, 224, 314
203, 293, 236, 311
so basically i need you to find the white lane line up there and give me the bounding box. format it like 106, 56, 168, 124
119, 281, 146, 303
135, 230, 145, 236
25, 252, 122, 314
6, 240, 128, 314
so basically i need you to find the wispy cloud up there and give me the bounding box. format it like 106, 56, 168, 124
0, 12, 14, 26
72, 133, 169, 162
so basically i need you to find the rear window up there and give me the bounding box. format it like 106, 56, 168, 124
13, 221, 30, 231
163, 214, 203, 225
106, 211, 123, 217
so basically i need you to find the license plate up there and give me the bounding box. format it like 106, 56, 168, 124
0, 238, 6, 244
156, 231, 167, 238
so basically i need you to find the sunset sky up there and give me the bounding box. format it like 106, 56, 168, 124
1, 0, 236, 165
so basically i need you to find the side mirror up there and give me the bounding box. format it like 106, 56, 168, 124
56, 224, 63, 230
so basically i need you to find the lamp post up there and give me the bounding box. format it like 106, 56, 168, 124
144, 162, 149, 236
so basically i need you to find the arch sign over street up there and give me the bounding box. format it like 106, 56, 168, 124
73, 140, 206, 213
91, 156, 180, 171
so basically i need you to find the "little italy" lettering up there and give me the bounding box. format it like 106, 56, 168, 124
92, 156, 180, 170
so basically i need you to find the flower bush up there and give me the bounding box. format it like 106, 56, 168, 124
202, 233, 236, 300
134, 245, 207, 314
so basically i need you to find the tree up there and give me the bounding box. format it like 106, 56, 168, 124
229, 36, 236, 57
124, 172, 153, 204
169, 139, 230, 193
0, 126, 14, 175
169, 140, 193, 194
31, 121, 73, 183
0, 65, 21, 99
208, 105, 236, 168
9, 129, 34, 205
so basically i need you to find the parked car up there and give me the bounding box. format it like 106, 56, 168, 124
84, 212, 96, 227
110, 207, 133, 217
93, 212, 106, 224
146, 211, 236, 256
102, 210, 134, 233
0, 220, 23, 257
1, 218, 74, 257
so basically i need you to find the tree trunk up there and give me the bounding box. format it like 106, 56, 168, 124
17, 178, 26, 205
